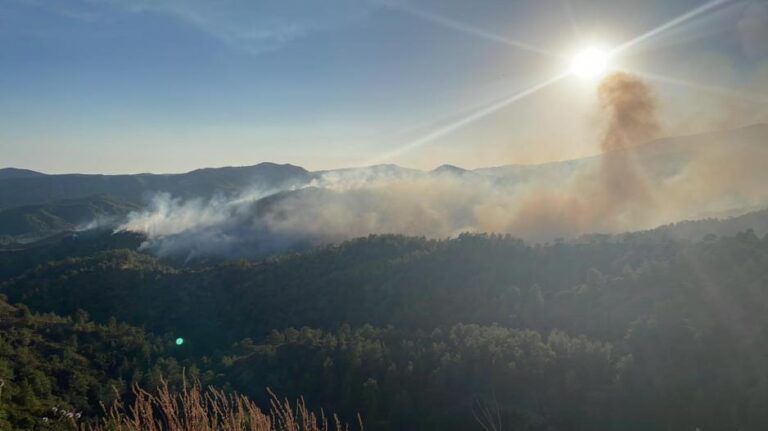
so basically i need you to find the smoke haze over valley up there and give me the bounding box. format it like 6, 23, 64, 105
108, 79, 768, 259
3, 108, 768, 260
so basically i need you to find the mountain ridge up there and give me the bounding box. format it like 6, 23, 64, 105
1, 123, 767, 242
4, 123, 765, 182
0, 167, 46, 180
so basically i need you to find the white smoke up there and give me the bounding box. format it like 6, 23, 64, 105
116, 76, 768, 260
116, 127, 768, 260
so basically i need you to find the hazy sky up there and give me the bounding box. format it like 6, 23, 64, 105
1, 0, 767, 174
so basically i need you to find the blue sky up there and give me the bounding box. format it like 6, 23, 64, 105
1, 0, 767, 173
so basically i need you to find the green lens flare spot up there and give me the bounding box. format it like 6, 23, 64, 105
175, 337, 185, 346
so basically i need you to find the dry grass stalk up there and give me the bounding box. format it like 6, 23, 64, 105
87, 380, 360, 431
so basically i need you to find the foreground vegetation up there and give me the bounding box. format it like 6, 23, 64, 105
93, 382, 357, 431
2, 222, 768, 429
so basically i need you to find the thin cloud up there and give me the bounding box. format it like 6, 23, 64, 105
15, 0, 374, 55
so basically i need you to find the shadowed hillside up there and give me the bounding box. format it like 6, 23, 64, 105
0, 163, 311, 210
3, 224, 768, 429
0, 195, 139, 240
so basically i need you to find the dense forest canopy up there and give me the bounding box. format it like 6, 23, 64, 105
2, 218, 768, 429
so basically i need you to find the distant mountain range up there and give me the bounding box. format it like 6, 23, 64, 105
0, 162, 311, 210
1, 123, 766, 241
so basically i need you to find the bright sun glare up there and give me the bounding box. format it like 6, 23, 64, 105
570, 47, 611, 79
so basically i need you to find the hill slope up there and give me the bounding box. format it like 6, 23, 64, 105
0, 297, 195, 429
3, 225, 768, 429
0, 163, 311, 210
0, 195, 139, 239
0, 168, 45, 180
2, 123, 768, 428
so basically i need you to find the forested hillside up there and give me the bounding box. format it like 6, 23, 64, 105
0, 195, 139, 240
0, 298, 198, 429
2, 226, 768, 429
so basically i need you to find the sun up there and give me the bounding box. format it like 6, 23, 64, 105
570, 47, 611, 79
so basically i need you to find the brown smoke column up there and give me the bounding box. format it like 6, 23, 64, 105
599, 72, 660, 151
596, 72, 660, 213
503, 72, 662, 238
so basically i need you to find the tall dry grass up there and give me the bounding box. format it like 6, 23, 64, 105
86, 381, 361, 431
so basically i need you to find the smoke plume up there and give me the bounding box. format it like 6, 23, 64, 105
117, 73, 768, 259
493, 72, 662, 238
